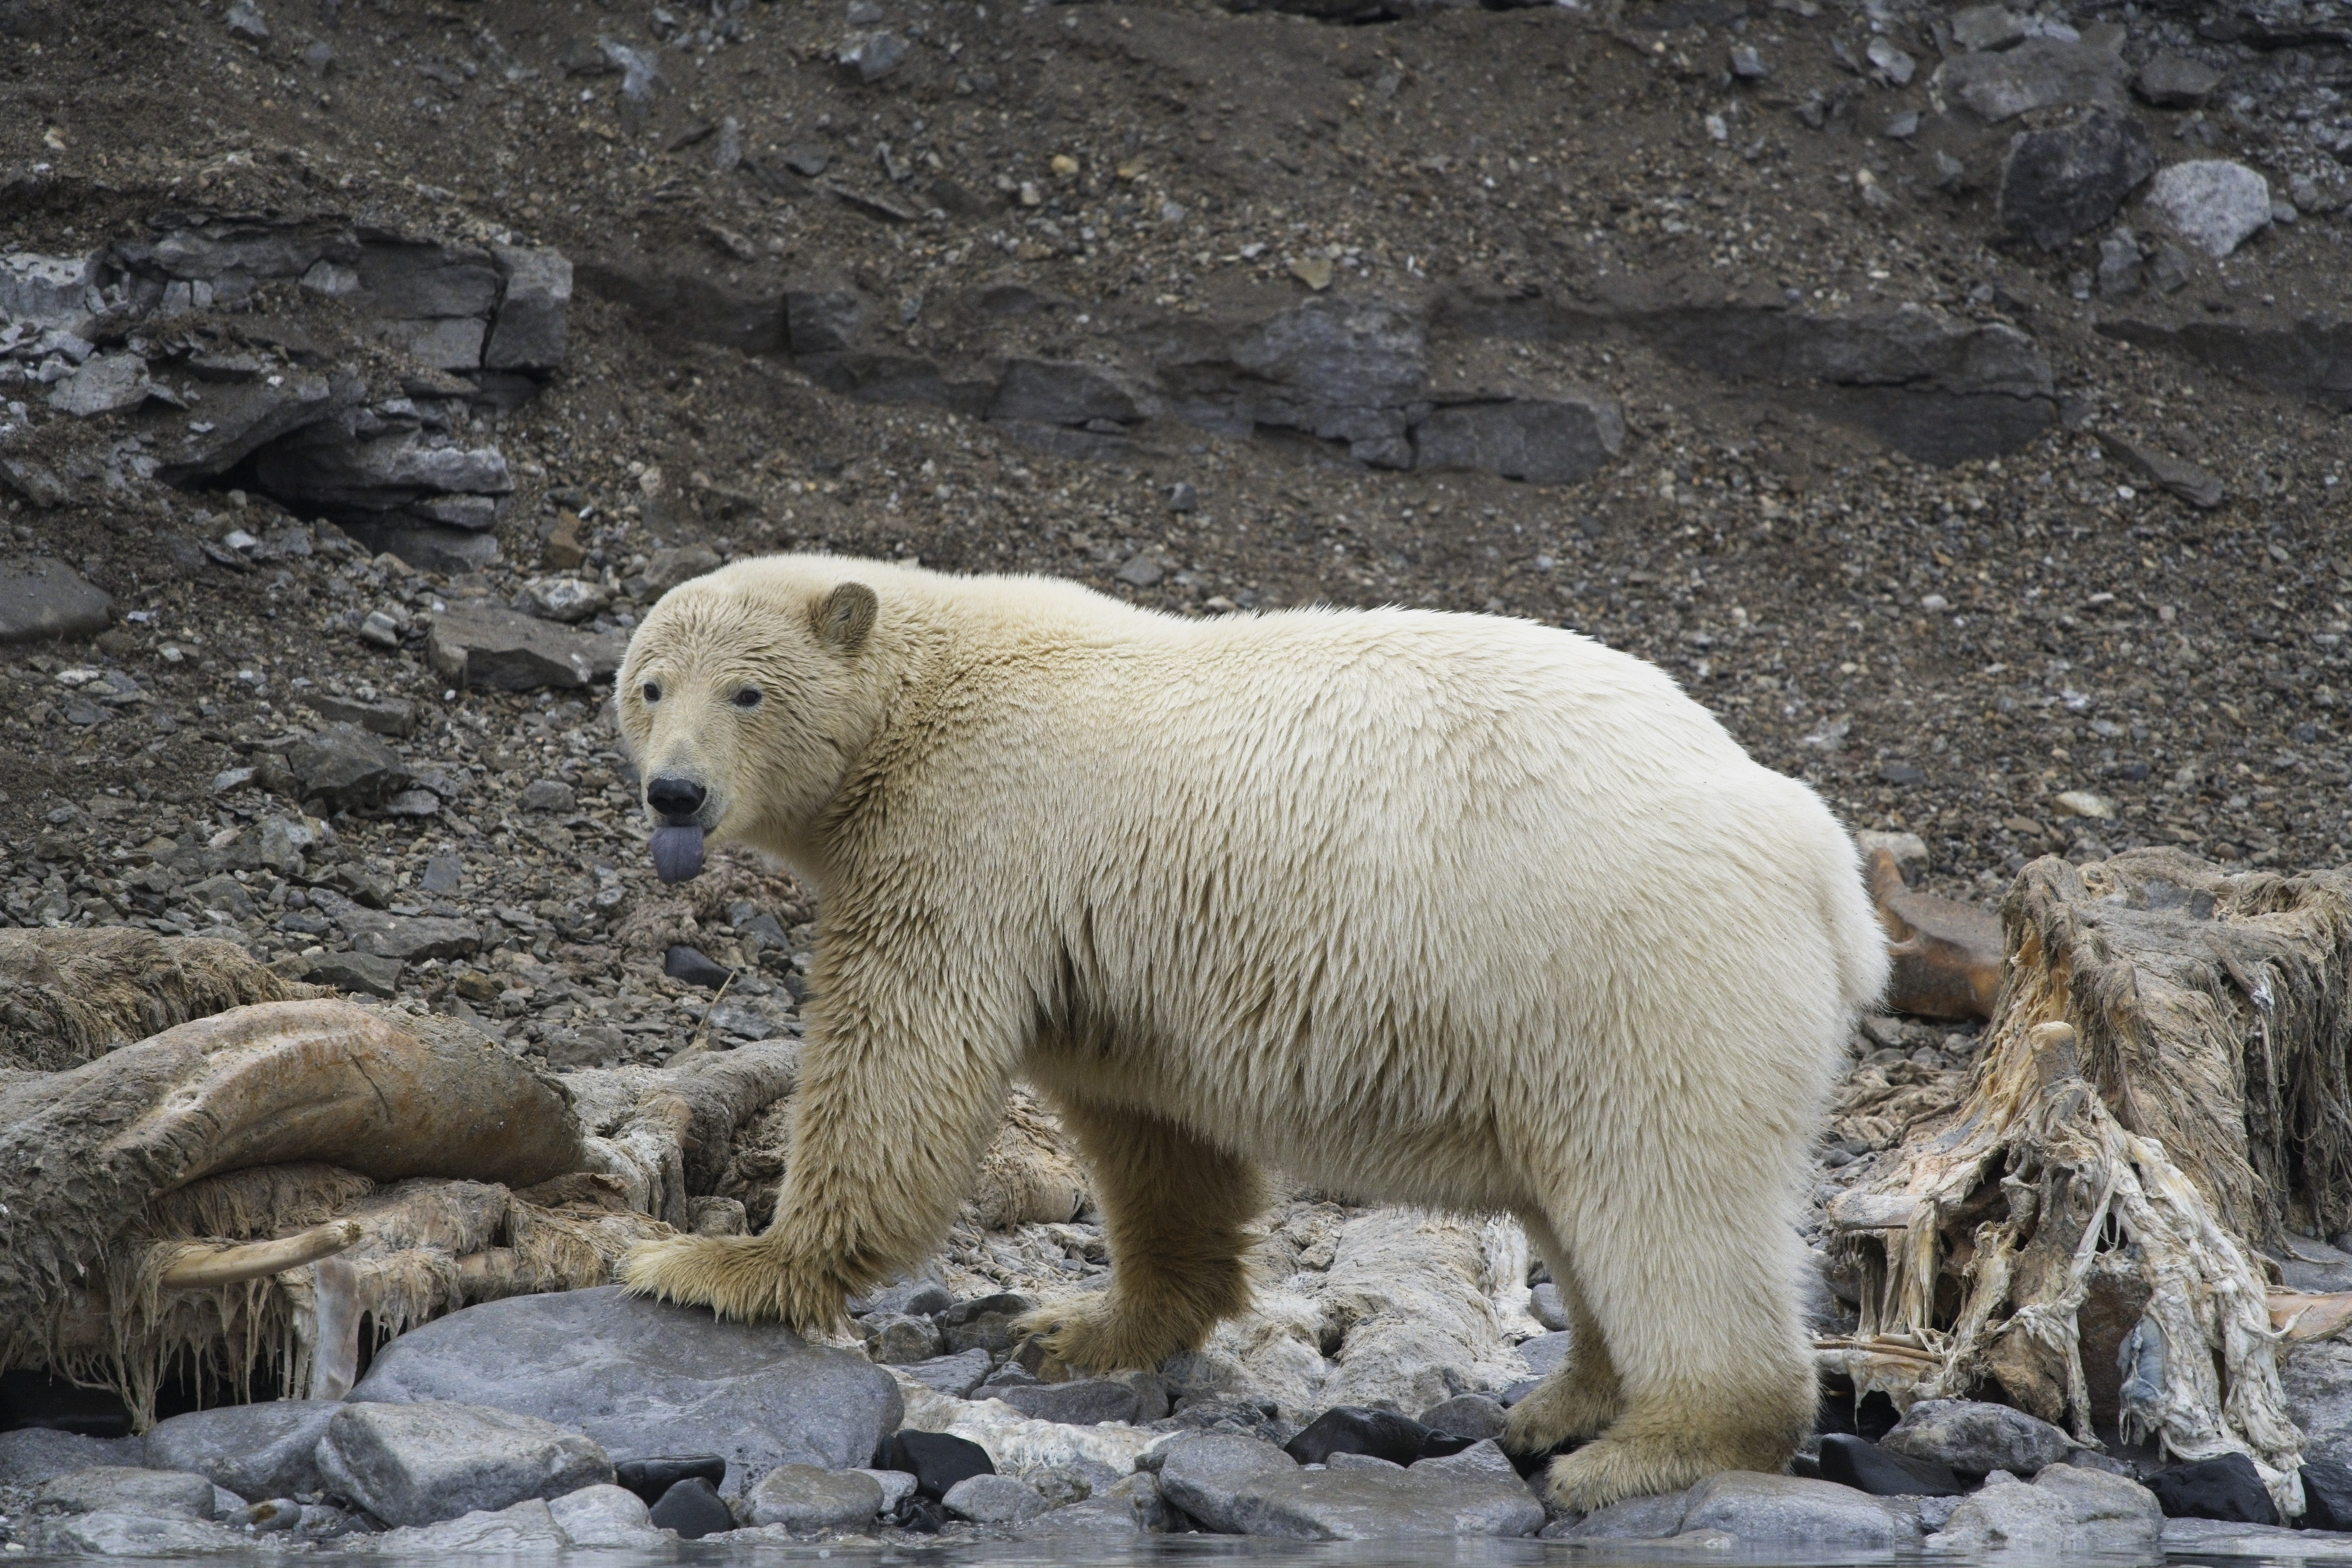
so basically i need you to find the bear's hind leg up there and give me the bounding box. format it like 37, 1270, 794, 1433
1502, 1227, 1623, 1456
1018, 1101, 1263, 1372
1534, 1179, 1816, 1512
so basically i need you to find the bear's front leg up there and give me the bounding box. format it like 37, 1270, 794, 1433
623, 975, 1009, 1331
1017, 1099, 1264, 1371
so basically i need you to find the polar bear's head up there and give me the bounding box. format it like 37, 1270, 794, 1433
616, 558, 881, 882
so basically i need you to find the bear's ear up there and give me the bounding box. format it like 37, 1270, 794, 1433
814, 581, 878, 656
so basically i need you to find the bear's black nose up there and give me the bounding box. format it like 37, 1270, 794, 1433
647, 776, 708, 821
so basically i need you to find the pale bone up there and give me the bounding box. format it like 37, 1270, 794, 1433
155, 1220, 362, 1288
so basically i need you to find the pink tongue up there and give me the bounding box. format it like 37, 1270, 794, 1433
650, 824, 706, 884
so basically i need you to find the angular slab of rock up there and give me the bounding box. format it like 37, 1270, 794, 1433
149, 370, 350, 486
1158, 1432, 1541, 1539
47, 352, 153, 418
485, 247, 574, 374
2136, 52, 2222, 108
899, 1347, 994, 1398
348, 1286, 902, 1499
27, 1509, 246, 1556
997, 1378, 1145, 1426
1928, 1463, 2163, 1554
1678, 1471, 1921, 1548
1935, 30, 2129, 122
144, 1400, 338, 1499
316, 1400, 612, 1527
427, 605, 623, 691
1412, 396, 1624, 485
2097, 432, 2226, 510
0, 556, 111, 643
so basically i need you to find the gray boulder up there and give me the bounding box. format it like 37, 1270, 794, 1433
2145, 160, 2273, 258
864, 1312, 944, 1365
1999, 111, 2156, 251
144, 1400, 339, 1500
315, 1401, 612, 1528
1882, 1399, 2076, 1477
286, 723, 413, 811
347, 1285, 902, 1500
36, 1466, 222, 1520
1677, 1471, 1921, 1548
0, 557, 112, 644
2135, 52, 2222, 108
1016, 1471, 1170, 1536
545, 1483, 663, 1547
1158, 1431, 1542, 1539
745, 1464, 883, 1532
0, 1429, 145, 1486
1418, 1395, 1509, 1442
943, 1473, 1051, 1524
1929, 1464, 2163, 1555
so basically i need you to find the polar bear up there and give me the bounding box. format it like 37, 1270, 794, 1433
615, 554, 1887, 1510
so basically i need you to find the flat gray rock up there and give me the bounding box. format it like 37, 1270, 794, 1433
998, 1377, 1144, 1426
1929, 1463, 2162, 1556
26, 1509, 246, 1556
315, 1400, 613, 1528
1015, 1472, 1169, 1537
0, 1429, 145, 1486
1557, 1487, 1693, 1538
145, 1401, 340, 1500
2162, 1515, 2352, 1557
1678, 1470, 1920, 1548
1882, 1397, 2075, 1477
426, 605, 622, 692
899, 1347, 994, 1398
0, 556, 112, 644
1418, 1396, 1508, 1442
745, 1464, 883, 1531
36, 1465, 220, 1520
352, 1497, 570, 1553
1412, 395, 1624, 486
943, 1472, 1050, 1524
348, 1285, 902, 1499
1158, 1430, 1542, 1539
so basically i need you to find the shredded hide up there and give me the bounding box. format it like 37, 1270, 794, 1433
0, 927, 320, 1072
1821, 844, 2352, 1518
962, 1089, 1093, 1230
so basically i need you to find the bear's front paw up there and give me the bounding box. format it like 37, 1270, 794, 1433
620, 1233, 848, 1332
1503, 1372, 1621, 1455
1015, 1295, 1191, 1374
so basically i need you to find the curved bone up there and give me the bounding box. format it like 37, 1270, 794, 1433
157, 1221, 363, 1288
0, 999, 587, 1318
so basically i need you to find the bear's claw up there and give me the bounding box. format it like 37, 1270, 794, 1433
1014, 1296, 1191, 1374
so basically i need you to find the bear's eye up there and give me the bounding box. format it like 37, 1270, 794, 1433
641, 682, 662, 704
731, 686, 764, 710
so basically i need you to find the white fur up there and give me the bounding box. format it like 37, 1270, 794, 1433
616, 555, 1888, 1507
